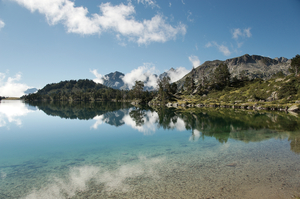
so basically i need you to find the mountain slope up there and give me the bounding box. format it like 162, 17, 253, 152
176, 54, 291, 89
101, 71, 126, 90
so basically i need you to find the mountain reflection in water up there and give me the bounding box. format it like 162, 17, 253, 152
27, 101, 300, 154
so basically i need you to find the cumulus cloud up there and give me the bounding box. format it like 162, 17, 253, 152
205, 41, 231, 56
188, 55, 200, 68
232, 28, 252, 39
91, 64, 190, 89
12, 0, 186, 45
0, 72, 30, 97
122, 63, 159, 89
167, 67, 190, 83
0, 19, 5, 30
90, 69, 109, 84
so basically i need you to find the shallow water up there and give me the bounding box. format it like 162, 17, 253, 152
0, 100, 300, 199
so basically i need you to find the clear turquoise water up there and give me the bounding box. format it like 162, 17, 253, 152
0, 100, 300, 198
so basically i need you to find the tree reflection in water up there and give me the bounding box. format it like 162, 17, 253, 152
27, 101, 300, 154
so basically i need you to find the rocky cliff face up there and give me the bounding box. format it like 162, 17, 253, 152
224, 54, 291, 79
176, 54, 291, 89
101, 71, 126, 90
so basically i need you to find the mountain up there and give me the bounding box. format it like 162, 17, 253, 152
176, 54, 291, 89
101, 71, 127, 90
24, 88, 38, 94
158, 68, 177, 80
100, 70, 172, 91
37, 79, 108, 95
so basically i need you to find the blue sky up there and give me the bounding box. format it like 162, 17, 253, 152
0, 0, 299, 96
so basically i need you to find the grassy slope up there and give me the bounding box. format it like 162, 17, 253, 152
159, 75, 300, 110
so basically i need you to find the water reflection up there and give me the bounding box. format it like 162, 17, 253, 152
22, 101, 300, 153
0, 100, 35, 128
24, 156, 164, 198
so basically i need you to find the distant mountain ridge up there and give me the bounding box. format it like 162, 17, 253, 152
176, 54, 291, 89
24, 88, 38, 94
100, 69, 177, 91
101, 71, 126, 90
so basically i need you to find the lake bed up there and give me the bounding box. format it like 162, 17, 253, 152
0, 100, 299, 199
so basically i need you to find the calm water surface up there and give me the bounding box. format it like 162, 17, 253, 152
0, 100, 300, 199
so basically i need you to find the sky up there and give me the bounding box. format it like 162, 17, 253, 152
0, 0, 299, 96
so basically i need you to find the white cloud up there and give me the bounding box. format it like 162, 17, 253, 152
206, 41, 231, 56
90, 69, 109, 84
181, 0, 185, 5
12, 0, 186, 45
188, 55, 200, 68
232, 28, 252, 39
167, 67, 189, 83
218, 44, 231, 56
205, 42, 212, 48
136, 0, 160, 8
0, 72, 30, 97
169, 2, 172, 7
121, 63, 159, 89
244, 27, 252, 38
0, 19, 5, 30
187, 11, 193, 22
232, 28, 242, 39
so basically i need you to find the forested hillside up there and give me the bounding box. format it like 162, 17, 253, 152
22, 79, 154, 102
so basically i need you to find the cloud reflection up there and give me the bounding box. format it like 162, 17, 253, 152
0, 101, 34, 128
189, 129, 201, 142
122, 109, 159, 135
24, 156, 165, 198
91, 108, 160, 135
91, 108, 192, 135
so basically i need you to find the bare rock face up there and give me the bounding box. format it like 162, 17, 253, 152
176, 54, 291, 90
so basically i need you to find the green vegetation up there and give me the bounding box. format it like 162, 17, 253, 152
150, 55, 300, 111
27, 101, 133, 121
22, 54, 300, 110
290, 54, 300, 76
22, 79, 155, 103
153, 106, 300, 153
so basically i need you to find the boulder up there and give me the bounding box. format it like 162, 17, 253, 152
288, 105, 300, 112
166, 102, 173, 107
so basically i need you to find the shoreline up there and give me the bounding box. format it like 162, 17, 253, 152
148, 101, 300, 113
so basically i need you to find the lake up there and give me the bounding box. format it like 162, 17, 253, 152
0, 100, 300, 199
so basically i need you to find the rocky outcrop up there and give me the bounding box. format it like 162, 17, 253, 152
288, 105, 300, 112
176, 54, 291, 90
